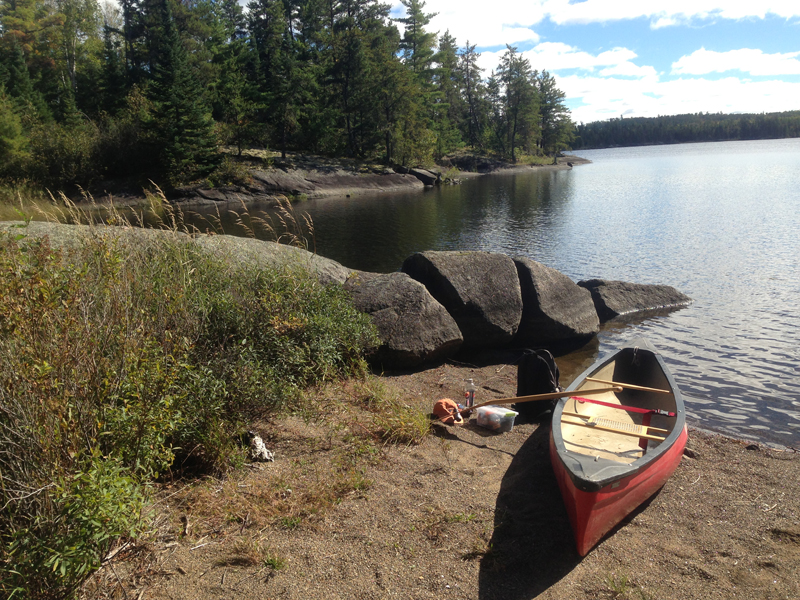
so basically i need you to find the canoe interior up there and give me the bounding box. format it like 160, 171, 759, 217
560, 347, 678, 466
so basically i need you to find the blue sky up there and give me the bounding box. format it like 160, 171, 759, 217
397, 0, 800, 123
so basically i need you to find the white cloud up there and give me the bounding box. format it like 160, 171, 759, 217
539, 0, 800, 27
562, 74, 800, 123
416, 0, 800, 51
672, 48, 800, 76
424, 0, 544, 47
599, 62, 658, 78
522, 43, 639, 72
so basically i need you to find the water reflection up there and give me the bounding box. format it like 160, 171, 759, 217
183, 139, 800, 447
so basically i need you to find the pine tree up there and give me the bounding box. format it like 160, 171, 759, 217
396, 0, 436, 80
98, 24, 127, 115
431, 30, 462, 157
537, 70, 572, 155
145, 0, 218, 186
457, 41, 486, 149
393, 0, 438, 162
496, 45, 538, 162
0, 88, 29, 175
1, 39, 52, 122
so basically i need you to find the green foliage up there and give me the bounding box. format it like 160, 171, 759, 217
263, 552, 286, 570
5, 456, 145, 596
0, 91, 29, 175
354, 377, 431, 444
0, 225, 378, 597
26, 120, 101, 188
605, 572, 632, 597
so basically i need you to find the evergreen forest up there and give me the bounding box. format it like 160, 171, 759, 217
573, 111, 800, 149
0, 0, 574, 191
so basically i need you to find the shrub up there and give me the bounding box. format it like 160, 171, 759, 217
26, 121, 101, 189
0, 225, 377, 597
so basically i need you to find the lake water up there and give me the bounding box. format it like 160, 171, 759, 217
185, 139, 800, 448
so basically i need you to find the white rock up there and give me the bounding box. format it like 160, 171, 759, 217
248, 432, 274, 462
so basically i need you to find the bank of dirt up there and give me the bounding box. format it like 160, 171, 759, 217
85, 353, 800, 600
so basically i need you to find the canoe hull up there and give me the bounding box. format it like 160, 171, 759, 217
550, 424, 688, 556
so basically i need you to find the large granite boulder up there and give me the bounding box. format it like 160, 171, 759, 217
514, 257, 599, 344
401, 251, 523, 350
344, 271, 463, 369
578, 279, 692, 322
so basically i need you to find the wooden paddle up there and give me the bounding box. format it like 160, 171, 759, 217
457, 386, 622, 417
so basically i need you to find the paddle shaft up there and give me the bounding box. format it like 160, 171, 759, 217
458, 386, 622, 417
585, 377, 670, 394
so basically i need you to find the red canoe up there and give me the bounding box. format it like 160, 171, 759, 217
550, 339, 688, 556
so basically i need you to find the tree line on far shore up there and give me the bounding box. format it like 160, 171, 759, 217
573, 111, 800, 149
0, 0, 574, 191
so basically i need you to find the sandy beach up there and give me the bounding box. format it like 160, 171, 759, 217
84, 351, 800, 600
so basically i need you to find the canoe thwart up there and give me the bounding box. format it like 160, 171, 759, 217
585, 377, 670, 394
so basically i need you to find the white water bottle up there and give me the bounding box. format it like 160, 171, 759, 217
464, 378, 477, 409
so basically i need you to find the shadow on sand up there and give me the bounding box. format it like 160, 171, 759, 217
478, 423, 580, 599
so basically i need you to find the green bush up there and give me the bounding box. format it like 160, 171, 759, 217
0, 92, 29, 178
26, 121, 101, 189
0, 227, 377, 597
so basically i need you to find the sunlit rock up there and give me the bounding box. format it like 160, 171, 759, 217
514, 257, 599, 344
578, 279, 692, 322
344, 271, 462, 369
401, 251, 522, 350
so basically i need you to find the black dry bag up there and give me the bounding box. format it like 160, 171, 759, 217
514, 349, 561, 421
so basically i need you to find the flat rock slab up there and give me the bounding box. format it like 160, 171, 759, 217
0, 221, 189, 249
578, 279, 692, 322
514, 257, 599, 344
344, 272, 462, 369
249, 169, 423, 198
193, 236, 352, 286
401, 251, 523, 350
0, 221, 351, 286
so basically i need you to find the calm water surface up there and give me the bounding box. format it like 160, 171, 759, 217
187, 139, 800, 447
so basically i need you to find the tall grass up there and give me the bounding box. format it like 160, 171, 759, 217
0, 209, 377, 598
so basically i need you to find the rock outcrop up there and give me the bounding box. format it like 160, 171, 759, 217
514, 257, 599, 344
0, 221, 352, 286
344, 271, 463, 369
193, 235, 352, 285
408, 168, 439, 186
245, 168, 424, 199
578, 279, 692, 322
401, 251, 523, 350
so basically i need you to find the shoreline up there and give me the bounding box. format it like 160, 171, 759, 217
69, 154, 593, 209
